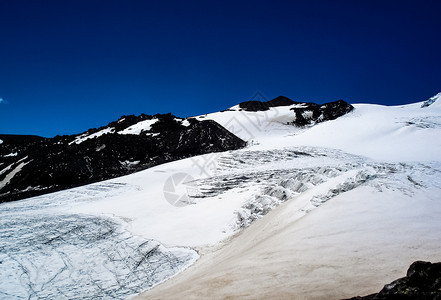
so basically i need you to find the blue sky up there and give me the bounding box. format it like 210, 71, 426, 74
0, 0, 440, 137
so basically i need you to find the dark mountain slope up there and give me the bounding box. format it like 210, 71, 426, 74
0, 134, 45, 143
0, 114, 246, 202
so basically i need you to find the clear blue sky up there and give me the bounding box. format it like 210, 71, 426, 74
0, 0, 440, 137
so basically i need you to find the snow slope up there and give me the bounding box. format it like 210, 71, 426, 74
202, 94, 441, 161
135, 93, 441, 299
290, 102, 441, 161
70, 127, 115, 144
137, 163, 441, 299
1, 93, 441, 299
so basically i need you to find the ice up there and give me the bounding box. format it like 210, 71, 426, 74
0, 182, 198, 299
0, 214, 198, 299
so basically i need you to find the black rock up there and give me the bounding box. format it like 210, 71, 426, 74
239, 95, 298, 112
238, 96, 353, 126
290, 100, 354, 127
0, 134, 46, 144
345, 261, 441, 300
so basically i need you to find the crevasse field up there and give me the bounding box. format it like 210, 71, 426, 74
1, 93, 441, 299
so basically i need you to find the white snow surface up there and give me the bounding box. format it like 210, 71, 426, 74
0, 161, 28, 190
2, 95, 441, 299
70, 127, 115, 144
118, 118, 158, 135
180, 119, 190, 127
3, 152, 18, 157
202, 99, 441, 161
117, 118, 189, 135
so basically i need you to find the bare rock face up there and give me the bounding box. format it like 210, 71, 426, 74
238, 96, 297, 111
345, 261, 441, 300
290, 99, 354, 126
0, 114, 246, 203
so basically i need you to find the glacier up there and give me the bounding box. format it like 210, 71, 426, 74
1, 94, 441, 299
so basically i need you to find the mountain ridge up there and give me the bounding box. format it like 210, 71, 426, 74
0, 113, 246, 202
0, 96, 354, 203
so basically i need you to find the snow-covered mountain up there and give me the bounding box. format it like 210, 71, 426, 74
0, 97, 353, 203
1, 93, 440, 299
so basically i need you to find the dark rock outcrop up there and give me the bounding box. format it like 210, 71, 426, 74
238, 96, 354, 126
290, 99, 354, 126
345, 261, 441, 300
0, 114, 246, 203
238, 96, 297, 111
0, 134, 45, 144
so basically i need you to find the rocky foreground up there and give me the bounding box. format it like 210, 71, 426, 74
347, 261, 441, 300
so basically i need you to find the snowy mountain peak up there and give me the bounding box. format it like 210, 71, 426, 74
421, 92, 441, 108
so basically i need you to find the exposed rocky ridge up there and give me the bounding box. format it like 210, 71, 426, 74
238, 95, 297, 111
346, 261, 441, 300
238, 96, 354, 126
0, 114, 246, 202
290, 99, 354, 126
0, 134, 45, 144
